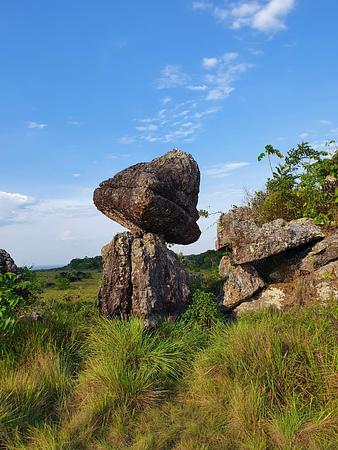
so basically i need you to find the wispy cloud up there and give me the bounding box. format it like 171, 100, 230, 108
192, 0, 296, 34
192, 1, 213, 10
118, 49, 251, 144
298, 132, 309, 139
203, 54, 251, 101
117, 136, 136, 145
157, 52, 250, 102
73, 173, 81, 178
157, 64, 188, 89
319, 119, 332, 125
204, 162, 250, 177
161, 96, 172, 105
26, 121, 47, 129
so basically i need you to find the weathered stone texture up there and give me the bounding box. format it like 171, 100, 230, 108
219, 256, 265, 308
0, 250, 17, 274
94, 149, 201, 245
300, 232, 338, 273
217, 207, 324, 264
99, 232, 190, 327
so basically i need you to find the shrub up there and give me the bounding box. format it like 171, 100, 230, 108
252, 141, 338, 225
0, 268, 40, 332
180, 289, 223, 328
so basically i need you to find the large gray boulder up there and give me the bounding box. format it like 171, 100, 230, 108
216, 207, 324, 264
94, 149, 201, 245
0, 250, 17, 274
99, 232, 190, 328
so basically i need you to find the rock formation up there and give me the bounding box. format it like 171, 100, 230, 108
99, 232, 190, 328
94, 149, 198, 327
94, 149, 201, 245
216, 207, 324, 264
217, 207, 337, 314
0, 249, 17, 274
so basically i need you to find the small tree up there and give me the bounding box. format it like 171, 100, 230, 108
258, 144, 284, 178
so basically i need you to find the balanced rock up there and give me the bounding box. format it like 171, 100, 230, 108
219, 255, 265, 308
216, 207, 324, 264
94, 149, 201, 245
0, 250, 17, 274
99, 232, 190, 328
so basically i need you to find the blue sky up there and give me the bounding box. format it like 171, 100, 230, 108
1, 0, 338, 265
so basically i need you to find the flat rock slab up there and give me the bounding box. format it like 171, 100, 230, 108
216, 207, 324, 264
0, 249, 17, 274
99, 232, 190, 328
94, 149, 201, 245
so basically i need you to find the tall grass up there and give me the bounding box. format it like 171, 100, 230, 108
0, 301, 337, 449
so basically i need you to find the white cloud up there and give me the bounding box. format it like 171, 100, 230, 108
192, 1, 213, 10
0, 191, 36, 226
67, 120, 82, 126
187, 84, 209, 91
298, 133, 309, 139
157, 64, 188, 89
161, 96, 172, 105
252, 0, 295, 32
202, 57, 219, 69
136, 124, 158, 132
60, 230, 74, 241
194, 107, 221, 119
26, 121, 47, 129
73, 173, 81, 178
329, 128, 338, 134
204, 162, 250, 177
204, 60, 251, 101
194, 0, 295, 34
117, 136, 136, 145
319, 119, 332, 125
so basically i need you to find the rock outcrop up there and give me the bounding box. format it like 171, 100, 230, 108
216, 207, 324, 264
99, 232, 190, 328
217, 209, 337, 313
0, 250, 17, 274
94, 149, 201, 245
94, 149, 199, 326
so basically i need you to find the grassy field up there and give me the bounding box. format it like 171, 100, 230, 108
0, 270, 337, 449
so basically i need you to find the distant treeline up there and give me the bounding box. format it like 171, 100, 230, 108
55, 250, 222, 273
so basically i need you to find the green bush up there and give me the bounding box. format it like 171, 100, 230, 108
251, 141, 338, 225
181, 289, 223, 328
0, 268, 40, 332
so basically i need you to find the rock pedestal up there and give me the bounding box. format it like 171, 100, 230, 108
99, 232, 190, 328
94, 149, 199, 327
